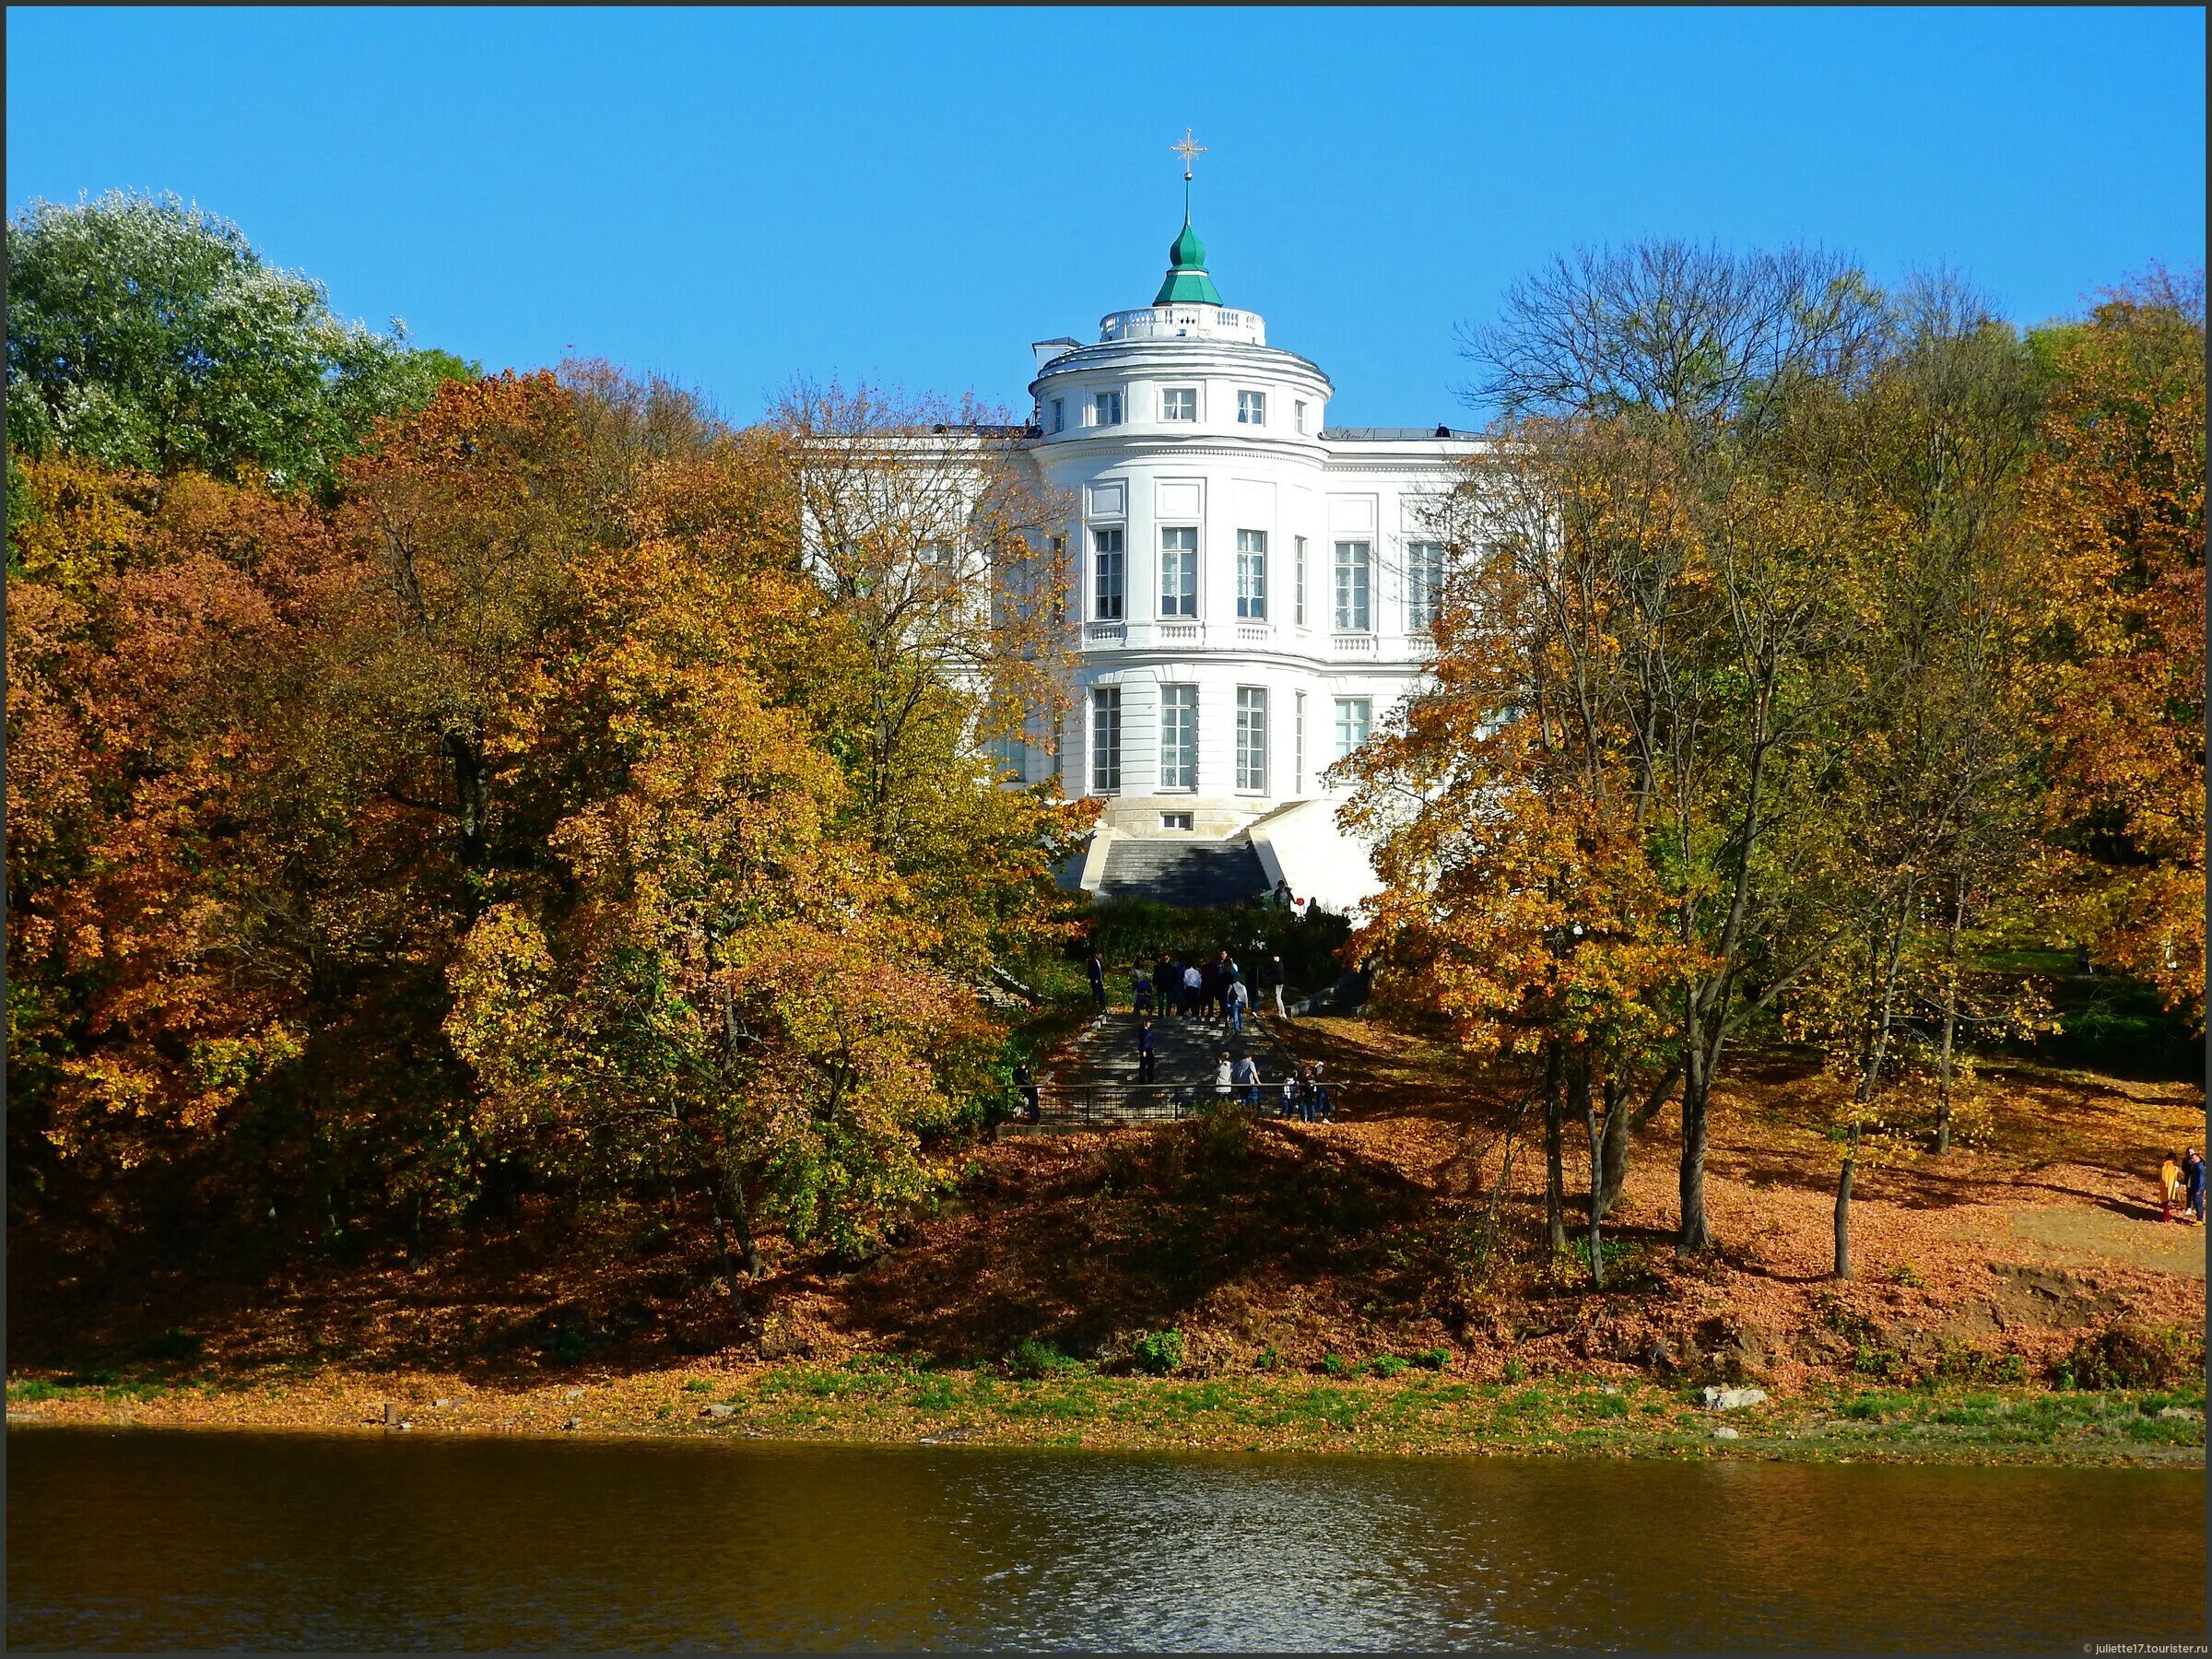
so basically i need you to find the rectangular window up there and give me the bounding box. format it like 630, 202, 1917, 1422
1406, 541, 1446, 629
1334, 697, 1371, 761
1236, 687, 1268, 793
1092, 526, 1124, 620
1091, 688, 1122, 794
1159, 685, 1197, 790
988, 734, 1029, 782
1237, 389, 1266, 425
1159, 527, 1197, 617
1294, 535, 1308, 626
1160, 811, 1193, 831
1294, 691, 1306, 795
1051, 398, 1065, 434
1235, 529, 1267, 619
1293, 400, 1308, 434
1161, 387, 1197, 422
1334, 539, 1371, 631
1095, 390, 1123, 427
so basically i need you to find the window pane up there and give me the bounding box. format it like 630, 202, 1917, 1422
1236, 687, 1268, 792
1334, 697, 1371, 760
1093, 526, 1124, 620
1162, 387, 1195, 421
1237, 390, 1265, 425
1235, 528, 1267, 619
1159, 685, 1197, 790
1091, 688, 1122, 793
1406, 541, 1444, 629
1096, 391, 1122, 426
1294, 535, 1307, 626
1160, 527, 1197, 618
1334, 540, 1371, 630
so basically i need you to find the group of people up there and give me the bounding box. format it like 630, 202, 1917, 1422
1209, 1051, 1334, 1121
1096, 947, 1289, 1033
2159, 1147, 2205, 1224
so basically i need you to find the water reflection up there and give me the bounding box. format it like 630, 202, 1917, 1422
7, 1429, 2204, 1651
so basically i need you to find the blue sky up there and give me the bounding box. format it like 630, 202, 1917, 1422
6, 6, 2205, 427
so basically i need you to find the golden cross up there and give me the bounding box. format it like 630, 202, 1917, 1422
1171, 127, 1206, 182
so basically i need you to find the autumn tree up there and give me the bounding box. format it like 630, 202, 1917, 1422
2027, 268, 2206, 1019
6, 191, 472, 496
1444, 241, 1890, 1251
771, 382, 1090, 982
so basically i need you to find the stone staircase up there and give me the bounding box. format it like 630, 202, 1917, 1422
1094, 839, 1270, 908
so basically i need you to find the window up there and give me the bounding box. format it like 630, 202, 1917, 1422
1406, 541, 1446, 629
1334, 540, 1371, 630
1160, 387, 1197, 422
1094, 390, 1123, 427
1236, 688, 1268, 792
1092, 526, 1124, 620
1051, 397, 1065, 434
1091, 688, 1122, 794
1294, 691, 1306, 795
1334, 697, 1371, 761
1237, 390, 1266, 425
1235, 529, 1267, 619
1159, 685, 1197, 790
918, 540, 954, 572
1159, 527, 1198, 617
989, 734, 1029, 782
1160, 811, 1194, 831
1294, 400, 1308, 434
1294, 535, 1308, 626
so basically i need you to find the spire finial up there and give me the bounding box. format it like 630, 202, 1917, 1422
1171, 126, 1206, 183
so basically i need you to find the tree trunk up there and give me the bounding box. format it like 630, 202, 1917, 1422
1575, 1057, 1605, 1289
1934, 873, 1966, 1156
1833, 1137, 1857, 1280
1677, 1036, 1714, 1251
1543, 1042, 1567, 1253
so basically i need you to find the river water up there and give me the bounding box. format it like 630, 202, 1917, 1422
7, 1428, 2204, 1651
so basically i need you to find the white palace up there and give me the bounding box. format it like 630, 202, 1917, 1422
822, 147, 1481, 914
1014, 164, 1478, 912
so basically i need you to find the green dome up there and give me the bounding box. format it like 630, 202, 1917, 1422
1153, 213, 1224, 307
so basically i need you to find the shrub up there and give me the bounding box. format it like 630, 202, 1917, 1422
1502, 1358, 1526, 1383
1320, 1352, 1351, 1376
1253, 1345, 1282, 1372
1130, 1328, 1186, 1376
1370, 1355, 1408, 1379
1006, 1337, 1069, 1381
682, 1379, 712, 1394
1890, 1262, 1925, 1288
1411, 1347, 1451, 1371
2051, 1323, 2206, 1391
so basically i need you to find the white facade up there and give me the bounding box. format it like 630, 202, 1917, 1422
1012, 229, 1479, 910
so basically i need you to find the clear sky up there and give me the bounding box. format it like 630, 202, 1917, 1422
6, 6, 2205, 427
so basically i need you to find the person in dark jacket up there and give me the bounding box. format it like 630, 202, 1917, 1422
1136, 1018, 1157, 1085
1132, 970, 1153, 1016
2186, 1147, 2206, 1223
1086, 948, 1106, 1012
1012, 1063, 1041, 1124
1255, 953, 1288, 1018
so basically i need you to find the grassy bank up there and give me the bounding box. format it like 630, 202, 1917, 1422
8, 1359, 2203, 1466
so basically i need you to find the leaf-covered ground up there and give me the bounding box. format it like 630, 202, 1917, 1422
9, 1017, 2205, 1462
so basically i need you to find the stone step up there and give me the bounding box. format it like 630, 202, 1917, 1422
1095, 839, 1270, 908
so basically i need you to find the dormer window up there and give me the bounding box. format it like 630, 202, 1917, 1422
1237, 390, 1266, 425
1160, 387, 1197, 422
1094, 390, 1124, 427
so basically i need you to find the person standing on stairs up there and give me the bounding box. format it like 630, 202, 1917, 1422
1215, 1051, 1234, 1100
1136, 1018, 1157, 1085
1226, 974, 1250, 1036
1086, 948, 1106, 1013
1257, 953, 1288, 1018
1182, 960, 1203, 1019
